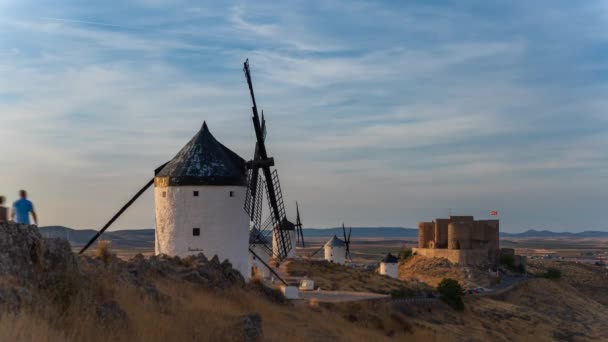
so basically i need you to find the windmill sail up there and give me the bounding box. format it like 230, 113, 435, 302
295, 202, 305, 247
243, 59, 293, 261
342, 223, 352, 260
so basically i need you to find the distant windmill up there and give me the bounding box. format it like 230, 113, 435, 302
342, 223, 352, 260
295, 202, 305, 248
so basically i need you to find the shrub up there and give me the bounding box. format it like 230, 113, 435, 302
500, 254, 514, 268
390, 287, 414, 299
96, 240, 112, 266
398, 248, 412, 260
542, 268, 561, 279
437, 278, 464, 311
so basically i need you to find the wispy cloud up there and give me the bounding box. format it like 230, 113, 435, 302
0, 0, 606, 231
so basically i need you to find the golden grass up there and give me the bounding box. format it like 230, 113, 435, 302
284, 259, 429, 295
96, 240, 112, 266
0, 265, 413, 342
2, 257, 606, 341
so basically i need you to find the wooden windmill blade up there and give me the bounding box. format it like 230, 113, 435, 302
347, 226, 352, 259
342, 223, 352, 260
243, 59, 292, 261
78, 160, 170, 254
295, 201, 305, 248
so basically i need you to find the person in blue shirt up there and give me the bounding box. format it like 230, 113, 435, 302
11, 190, 37, 225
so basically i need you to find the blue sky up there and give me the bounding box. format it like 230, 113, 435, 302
0, 0, 607, 232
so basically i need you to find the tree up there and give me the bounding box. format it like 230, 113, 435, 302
437, 278, 464, 311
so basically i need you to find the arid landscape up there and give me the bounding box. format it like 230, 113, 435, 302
0, 223, 606, 341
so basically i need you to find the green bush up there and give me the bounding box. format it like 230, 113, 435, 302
542, 268, 561, 279
398, 248, 412, 260
437, 278, 464, 311
499, 254, 514, 268
390, 287, 415, 299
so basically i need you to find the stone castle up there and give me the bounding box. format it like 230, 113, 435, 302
412, 216, 500, 266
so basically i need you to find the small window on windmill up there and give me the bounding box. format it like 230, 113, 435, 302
193, 191, 199, 197
192, 228, 200, 236
229, 191, 235, 197
162, 191, 167, 198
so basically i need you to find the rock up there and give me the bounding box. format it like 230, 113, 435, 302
37, 238, 79, 288
0, 222, 77, 289
234, 313, 263, 342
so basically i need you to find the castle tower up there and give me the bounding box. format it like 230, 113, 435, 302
324, 235, 346, 264
154, 122, 250, 280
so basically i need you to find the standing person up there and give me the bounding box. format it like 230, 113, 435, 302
0, 196, 8, 222
11, 190, 37, 225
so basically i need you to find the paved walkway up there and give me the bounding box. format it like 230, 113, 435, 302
298, 290, 390, 303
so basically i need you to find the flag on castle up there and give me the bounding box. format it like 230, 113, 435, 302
490, 210, 498, 216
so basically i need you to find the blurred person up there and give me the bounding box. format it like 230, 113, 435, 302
11, 190, 37, 225
0, 196, 7, 222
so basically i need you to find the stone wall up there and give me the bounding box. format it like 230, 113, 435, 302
412, 247, 491, 266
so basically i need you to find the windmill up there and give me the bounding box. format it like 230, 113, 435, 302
295, 202, 305, 248
77, 59, 293, 284
243, 59, 293, 261
342, 223, 352, 260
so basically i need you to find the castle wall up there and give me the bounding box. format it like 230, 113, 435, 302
412, 247, 490, 266
154, 185, 250, 280
434, 219, 449, 248
479, 220, 500, 263
449, 216, 474, 223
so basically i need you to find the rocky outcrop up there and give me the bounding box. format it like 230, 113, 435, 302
0, 222, 78, 310
78, 251, 246, 292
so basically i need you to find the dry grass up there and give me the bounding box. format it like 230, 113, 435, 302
96, 240, 112, 266
284, 259, 429, 295
2, 255, 606, 341
0, 263, 414, 342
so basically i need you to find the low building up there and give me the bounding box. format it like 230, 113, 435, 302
379, 253, 399, 278
324, 235, 346, 264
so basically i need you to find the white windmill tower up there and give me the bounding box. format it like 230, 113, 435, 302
154, 122, 251, 280
379, 253, 399, 278
324, 235, 346, 264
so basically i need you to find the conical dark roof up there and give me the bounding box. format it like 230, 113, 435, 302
381, 253, 399, 263
155, 122, 247, 186
325, 235, 345, 247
